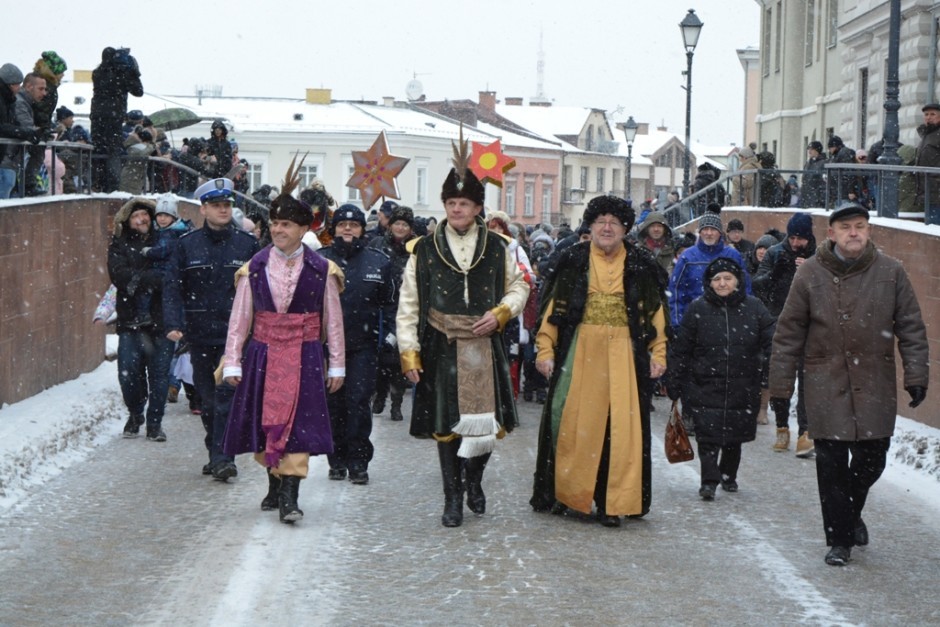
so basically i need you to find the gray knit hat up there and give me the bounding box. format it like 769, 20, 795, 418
698, 212, 724, 233
154, 193, 180, 220
0, 63, 24, 85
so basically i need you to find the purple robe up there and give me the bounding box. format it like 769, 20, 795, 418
223, 246, 334, 458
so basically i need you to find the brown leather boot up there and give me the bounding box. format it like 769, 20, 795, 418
773, 427, 790, 451
756, 389, 770, 424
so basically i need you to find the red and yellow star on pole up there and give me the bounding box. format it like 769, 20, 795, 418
470, 139, 516, 187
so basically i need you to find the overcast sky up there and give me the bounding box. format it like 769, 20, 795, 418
5, 0, 759, 147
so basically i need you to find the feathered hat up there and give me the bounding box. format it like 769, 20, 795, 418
270, 153, 314, 226
441, 124, 485, 207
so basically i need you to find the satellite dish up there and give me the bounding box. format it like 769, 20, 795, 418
406, 79, 423, 101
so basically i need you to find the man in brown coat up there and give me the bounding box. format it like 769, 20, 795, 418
769, 202, 928, 567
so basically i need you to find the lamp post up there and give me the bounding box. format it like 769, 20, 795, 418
880, 0, 901, 219
623, 115, 638, 201
680, 8, 703, 197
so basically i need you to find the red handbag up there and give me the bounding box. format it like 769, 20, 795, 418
665, 401, 694, 463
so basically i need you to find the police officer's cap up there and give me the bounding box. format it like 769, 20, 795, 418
332, 203, 364, 225
195, 178, 235, 204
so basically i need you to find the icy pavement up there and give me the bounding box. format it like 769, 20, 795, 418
0, 357, 938, 625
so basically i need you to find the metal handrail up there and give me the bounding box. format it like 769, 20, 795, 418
143, 156, 269, 216
663, 162, 940, 228
0, 138, 94, 198
0, 138, 268, 216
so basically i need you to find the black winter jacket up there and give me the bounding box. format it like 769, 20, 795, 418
827, 146, 859, 200
801, 155, 827, 208
107, 226, 165, 334
752, 237, 816, 317
163, 224, 259, 346
319, 237, 394, 352
206, 136, 233, 179
668, 286, 776, 445
0, 83, 35, 163
90, 49, 143, 122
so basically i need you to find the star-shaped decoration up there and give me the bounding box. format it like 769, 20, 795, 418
345, 130, 410, 209
470, 139, 516, 187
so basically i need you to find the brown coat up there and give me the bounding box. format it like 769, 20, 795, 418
734, 155, 760, 206
769, 239, 928, 441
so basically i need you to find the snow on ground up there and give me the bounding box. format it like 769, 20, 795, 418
1, 336, 938, 513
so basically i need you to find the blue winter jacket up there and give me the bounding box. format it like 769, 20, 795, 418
668, 237, 751, 326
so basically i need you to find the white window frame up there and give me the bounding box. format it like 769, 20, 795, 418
415, 158, 429, 206
343, 156, 361, 203
541, 178, 553, 218
505, 177, 517, 216
524, 180, 535, 216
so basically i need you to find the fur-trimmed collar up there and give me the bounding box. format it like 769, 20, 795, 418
113, 197, 156, 238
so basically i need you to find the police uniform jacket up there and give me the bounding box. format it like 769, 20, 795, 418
163, 223, 259, 346
318, 237, 394, 351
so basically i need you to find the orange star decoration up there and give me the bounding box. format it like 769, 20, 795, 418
470, 139, 516, 187
345, 130, 410, 209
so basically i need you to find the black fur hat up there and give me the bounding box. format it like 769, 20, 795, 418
582, 195, 635, 231
441, 167, 485, 206
270, 195, 313, 227
389, 206, 414, 228
441, 124, 485, 206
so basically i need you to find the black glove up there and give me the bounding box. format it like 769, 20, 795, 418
906, 385, 926, 408
27, 129, 43, 144
666, 385, 681, 401
772, 254, 793, 279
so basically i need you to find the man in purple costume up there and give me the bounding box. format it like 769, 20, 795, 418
222, 161, 345, 524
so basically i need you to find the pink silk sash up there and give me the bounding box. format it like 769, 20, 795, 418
253, 310, 321, 467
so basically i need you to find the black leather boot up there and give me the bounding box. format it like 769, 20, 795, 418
278, 475, 303, 524
389, 385, 404, 422
438, 441, 463, 527
464, 452, 491, 514
261, 469, 280, 511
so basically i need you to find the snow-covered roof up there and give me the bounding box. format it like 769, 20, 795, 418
615, 125, 726, 171
473, 121, 563, 151
55, 81, 499, 143
494, 103, 598, 138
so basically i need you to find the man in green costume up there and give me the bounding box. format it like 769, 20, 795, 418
396, 138, 529, 528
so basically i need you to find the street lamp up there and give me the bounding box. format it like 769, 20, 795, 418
880, 0, 902, 220
623, 116, 638, 201
680, 8, 703, 197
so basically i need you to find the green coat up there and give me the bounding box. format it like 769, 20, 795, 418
408, 219, 519, 438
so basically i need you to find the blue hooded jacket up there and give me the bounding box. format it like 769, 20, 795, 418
668, 235, 751, 326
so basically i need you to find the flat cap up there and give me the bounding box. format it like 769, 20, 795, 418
829, 201, 870, 225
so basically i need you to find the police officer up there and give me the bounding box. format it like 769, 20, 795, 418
164, 178, 260, 480
317, 204, 394, 485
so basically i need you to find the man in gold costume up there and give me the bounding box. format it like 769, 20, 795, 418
531, 195, 669, 527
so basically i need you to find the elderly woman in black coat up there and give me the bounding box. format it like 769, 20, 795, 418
668, 257, 776, 500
